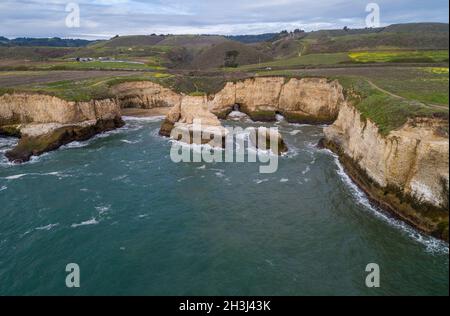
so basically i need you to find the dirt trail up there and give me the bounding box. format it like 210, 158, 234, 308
366, 80, 448, 110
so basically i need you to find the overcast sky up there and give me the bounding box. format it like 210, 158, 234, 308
0, 0, 448, 39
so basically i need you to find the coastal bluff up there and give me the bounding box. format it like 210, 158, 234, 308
0, 93, 123, 163
0, 77, 448, 240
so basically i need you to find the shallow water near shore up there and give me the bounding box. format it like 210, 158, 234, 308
0, 118, 448, 295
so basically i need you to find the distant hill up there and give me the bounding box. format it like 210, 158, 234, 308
156, 35, 229, 48
97, 35, 166, 48
261, 23, 450, 55
189, 41, 272, 69
0, 37, 93, 47
226, 33, 279, 44
383, 22, 449, 33
0, 22, 447, 66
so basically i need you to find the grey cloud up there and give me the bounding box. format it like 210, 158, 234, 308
0, 0, 448, 39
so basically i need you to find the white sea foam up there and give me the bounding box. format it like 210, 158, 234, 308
122, 116, 165, 122
5, 174, 27, 180
227, 111, 252, 122
302, 166, 311, 175
71, 218, 99, 228
177, 176, 193, 183
275, 114, 285, 122
63, 141, 89, 149
330, 151, 449, 254
197, 165, 206, 170
0, 185, 6, 191
96, 205, 110, 215
3, 171, 69, 180
35, 223, 59, 231
112, 175, 127, 181
280, 178, 289, 183
254, 179, 269, 184
289, 123, 314, 128
289, 130, 302, 136
120, 139, 140, 144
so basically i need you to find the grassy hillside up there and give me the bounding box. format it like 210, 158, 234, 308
258, 23, 449, 55
342, 77, 448, 135
157, 35, 228, 47
97, 35, 166, 48
0, 37, 93, 47
190, 41, 272, 69
0, 47, 77, 61
1, 23, 447, 70
348, 51, 449, 63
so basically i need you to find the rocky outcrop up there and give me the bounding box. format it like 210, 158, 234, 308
159, 94, 221, 136
159, 94, 229, 148
0, 94, 122, 125
209, 77, 345, 123
323, 103, 449, 240
249, 127, 288, 156
157, 77, 344, 153
111, 81, 181, 109
0, 93, 124, 162
158, 85, 289, 154
112, 78, 344, 124
2, 78, 447, 241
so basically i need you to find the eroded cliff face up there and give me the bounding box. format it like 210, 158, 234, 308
324, 103, 449, 240
113, 77, 345, 124
0, 94, 121, 125
158, 77, 344, 154
111, 81, 182, 109
209, 77, 345, 123
0, 93, 124, 162
1, 78, 448, 240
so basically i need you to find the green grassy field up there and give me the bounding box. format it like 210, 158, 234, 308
341, 77, 448, 135
348, 50, 449, 63
0, 72, 173, 102
368, 67, 449, 105
230, 50, 449, 73
34, 61, 164, 71
234, 53, 351, 71
253, 65, 449, 106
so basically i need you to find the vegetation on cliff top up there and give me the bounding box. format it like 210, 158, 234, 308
339, 77, 448, 135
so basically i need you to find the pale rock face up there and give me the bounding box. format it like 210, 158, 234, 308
171, 122, 228, 149
19, 121, 97, 137
278, 78, 344, 117
0, 93, 124, 163
110, 78, 345, 123
325, 103, 449, 209
208, 77, 344, 121
0, 94, 121, 125
179, 96, 221, 126
235, 77, 286, 112
111, 81, 182, 109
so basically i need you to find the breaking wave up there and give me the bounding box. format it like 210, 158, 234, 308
328, 150, 449, 255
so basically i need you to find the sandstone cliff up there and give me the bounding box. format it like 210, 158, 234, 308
324, 103, 449, 240
111, 81, 181, 109
0, 93, 124, 162
209, 77, 345, 123
1, 77, 448, 240
113, 78, 344, 124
